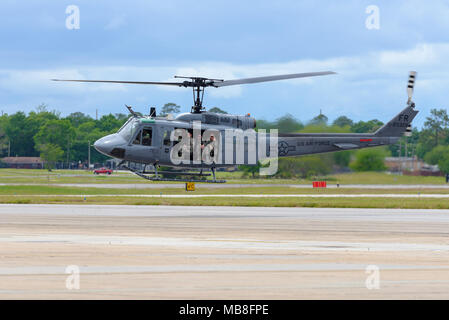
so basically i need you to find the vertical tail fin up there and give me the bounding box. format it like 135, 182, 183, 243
374, 104, 418, 137
375, 71, 419, 137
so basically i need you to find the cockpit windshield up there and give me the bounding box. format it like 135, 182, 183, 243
118, 118, 140, 141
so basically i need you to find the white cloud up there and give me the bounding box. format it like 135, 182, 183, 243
3, 42, 448, 94
1, 42, 449, 125
104, 16, 127, 30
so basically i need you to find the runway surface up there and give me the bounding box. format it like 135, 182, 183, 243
1, 204, 449, 299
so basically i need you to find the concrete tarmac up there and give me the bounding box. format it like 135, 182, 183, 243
1, 204, 449, 299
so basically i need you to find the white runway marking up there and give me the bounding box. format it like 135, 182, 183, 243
1, 234, 449, 252
2, 204, 449, 222
0, 263, 447, 275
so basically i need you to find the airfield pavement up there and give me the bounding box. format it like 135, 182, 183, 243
1, 204, 449, 299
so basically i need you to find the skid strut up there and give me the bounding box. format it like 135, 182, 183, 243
122, 165, 226, 183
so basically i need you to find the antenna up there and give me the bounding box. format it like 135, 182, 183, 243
125, 105, 138, 117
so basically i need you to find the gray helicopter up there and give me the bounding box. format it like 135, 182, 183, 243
52, 71, 418, 183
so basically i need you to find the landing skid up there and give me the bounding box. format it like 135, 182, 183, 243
123, 165, 226, 183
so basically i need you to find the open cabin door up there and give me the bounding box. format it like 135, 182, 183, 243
159, 126, 172, 163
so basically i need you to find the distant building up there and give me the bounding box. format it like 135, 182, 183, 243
384, 156, 442, 176
0, 157, 44, 169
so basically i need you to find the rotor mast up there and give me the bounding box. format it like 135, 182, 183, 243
174, 76, 223, 113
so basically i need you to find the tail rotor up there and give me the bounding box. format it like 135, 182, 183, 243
405, 71, 417, 136
407, 71, 417, 106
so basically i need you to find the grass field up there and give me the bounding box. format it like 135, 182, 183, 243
0, 184, 449, 208
0, 169, 447, 185
2, 195, 449, 209
1, 185, 449, 195
1, 169, 448, 208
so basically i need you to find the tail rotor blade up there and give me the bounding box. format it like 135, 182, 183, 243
407, 71, 417, 104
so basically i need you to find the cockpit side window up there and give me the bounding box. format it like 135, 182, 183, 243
119, 119, 140, 142
132, 130, 142, 145
142, 128, 152, 146
117, 117, 133, 133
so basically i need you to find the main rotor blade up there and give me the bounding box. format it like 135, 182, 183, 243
212, 71, 336, 87
51, 79, 185, 86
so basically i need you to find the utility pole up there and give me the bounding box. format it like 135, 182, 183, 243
67, 139, 70, 169
405, 139, 408, 169
88, 140, 91, 170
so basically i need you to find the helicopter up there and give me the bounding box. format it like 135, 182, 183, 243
52, 71, 418, 183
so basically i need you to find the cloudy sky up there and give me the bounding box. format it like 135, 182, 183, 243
1, 0, 449, 126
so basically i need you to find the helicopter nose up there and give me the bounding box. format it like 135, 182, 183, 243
93, 134, 125, 157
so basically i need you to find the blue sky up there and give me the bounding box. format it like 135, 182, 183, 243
1, 0, 449, 127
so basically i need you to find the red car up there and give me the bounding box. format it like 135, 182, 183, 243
93, 167, 113, 175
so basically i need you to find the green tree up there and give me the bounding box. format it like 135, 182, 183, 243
209, 107, 227, 114
350, 147, 389, 172
66, 112, 93, 127
160, 103, 181, 116
275, 156, 331, 179
309, 112, 328, 126
38, 143, 64, 171
438, 154, 449, 175
423, 108, 449, 147
34, 119, 76, 160
333, 116, 353, 127
424, 145, 449, 165
95, 114, 123, 132
255, 114, 304, 133
238, 161, 269, 178
275, 114, 304, 133
390, 128, 420, 157
0, 126, 7, 157
255, 119, 276, 131
333, 151, 352, 167
351, 119, 383, 133
114, 113, 129, 121
4, 112, 30, 157
71, 121, 110, 163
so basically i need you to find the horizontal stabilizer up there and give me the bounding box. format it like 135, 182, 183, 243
334, 143, 359, 150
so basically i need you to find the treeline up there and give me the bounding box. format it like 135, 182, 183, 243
1, 104, 448, 176
0, 104, 129, 166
